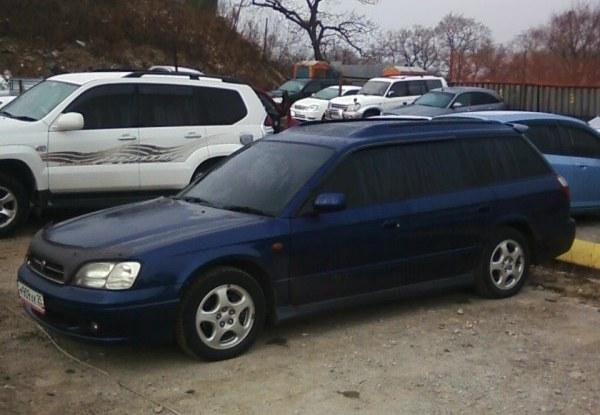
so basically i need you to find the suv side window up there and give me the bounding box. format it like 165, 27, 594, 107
65, 84, 137, 130
197, 87, 248, 125
559, 125, 600, 158
407, 81, 427, 96
390, 82, 409, 97
139, 84, 198, 127
425, 80, 443, 91
471, 92, 499, 105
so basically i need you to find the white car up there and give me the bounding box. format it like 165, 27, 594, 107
291, 85, 361, 121
0, 71, 270, 236
325, 76, 447, 120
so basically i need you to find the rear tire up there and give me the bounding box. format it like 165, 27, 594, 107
0, 173, 29, 238
175, 266, 266, 361
475, 228, 530, 299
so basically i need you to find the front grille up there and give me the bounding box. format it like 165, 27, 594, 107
27, 255, 65, 284
330, 104, 348, 110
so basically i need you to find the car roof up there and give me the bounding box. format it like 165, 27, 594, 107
436, 110, 587, 125
368, 76, 444, 83
270, 119, 517, 150
431, 86, 499, 94
48, 72, 132, 85
324, 85, 361, 91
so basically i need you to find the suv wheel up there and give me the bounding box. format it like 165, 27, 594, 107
176, 267, 266, 361
0, 173, 29, 237
475, 228, 529, 298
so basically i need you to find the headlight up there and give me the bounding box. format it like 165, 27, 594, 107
75, 262, 141, 290
308, 104, 319, 111
348, 102, 361, 112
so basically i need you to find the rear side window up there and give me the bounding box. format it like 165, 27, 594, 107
523, 124, 564, 155
313, 135, 550, 210
425, 80, 443, 91
139, 84, 197, 127
559, 126, 600, 158
471, 92, 500, 105
197, 87, 247, 125
407, 81, 427, 96
65, 84, 136, 130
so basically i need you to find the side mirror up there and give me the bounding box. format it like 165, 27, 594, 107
52, 112, 84, 132
452, 102, 464, 109
387, 90, 396, 97
313, 193, 346, 214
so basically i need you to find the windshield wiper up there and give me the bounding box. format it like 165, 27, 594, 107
176, 196, 216, 208
222, 205, 272, 217
0, 111, 36, 121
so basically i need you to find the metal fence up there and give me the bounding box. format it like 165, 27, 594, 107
450, 81, 600, 121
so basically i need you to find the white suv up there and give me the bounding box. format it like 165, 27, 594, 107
325, 76, 447, 120
0, 71, 270, 236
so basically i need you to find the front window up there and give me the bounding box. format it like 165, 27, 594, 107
279, 80, 309, 94
414, 92, 454, 108
359, 81, 391, 96
0, 81, 78, 121
313, 87, 340, 101
180, 141, 334, 216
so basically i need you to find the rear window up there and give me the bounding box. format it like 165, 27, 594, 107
310, 135, 551, 209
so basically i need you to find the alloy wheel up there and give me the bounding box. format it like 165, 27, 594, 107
0, 186, 18, 229
489, 239, 525, 290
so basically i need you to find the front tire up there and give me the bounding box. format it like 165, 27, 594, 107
176, 267, 266, 361
0, 173, 29, 237
475, 228, 530, 298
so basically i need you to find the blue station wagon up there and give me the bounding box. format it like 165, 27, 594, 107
17, 120, 575, 360
438, 111, 600, 213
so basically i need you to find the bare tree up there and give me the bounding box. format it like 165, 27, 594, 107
250, 0, 378, 60
436, 13, 491, 81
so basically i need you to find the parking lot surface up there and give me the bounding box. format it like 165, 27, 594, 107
1, 222, 600, 415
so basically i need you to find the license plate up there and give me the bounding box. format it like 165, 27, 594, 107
18, 282, 45, 314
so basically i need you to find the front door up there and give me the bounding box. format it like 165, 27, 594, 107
47, 84, 139, 193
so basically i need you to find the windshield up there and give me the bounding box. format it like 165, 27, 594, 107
0, 80, 78, 121
414, 91, 454, 108
181, 141, 334, 216
313, 87, 341, 100
359, 81, 390, 96
279, 80, 310, 94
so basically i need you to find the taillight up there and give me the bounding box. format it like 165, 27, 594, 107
557, 175, 570, 201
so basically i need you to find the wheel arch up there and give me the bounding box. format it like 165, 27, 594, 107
495, 219, 537, 263
0, 159, 37, 199
180, 256, 278, 324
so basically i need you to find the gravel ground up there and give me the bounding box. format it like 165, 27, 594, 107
1, 221, 600, 415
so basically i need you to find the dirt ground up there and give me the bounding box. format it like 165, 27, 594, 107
1, 220, 600, 415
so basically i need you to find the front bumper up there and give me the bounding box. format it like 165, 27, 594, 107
17, 264, 179, 344
291, 109, 322, 122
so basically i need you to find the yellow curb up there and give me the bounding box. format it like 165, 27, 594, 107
557, 239, 600, 270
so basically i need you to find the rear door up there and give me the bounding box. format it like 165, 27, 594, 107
557, 123, 600, 209
48, 83, 140, 193
138, 84, 207, 190
470, 92, 504, 111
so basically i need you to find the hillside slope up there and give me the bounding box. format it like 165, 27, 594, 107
0, 0, 284, 89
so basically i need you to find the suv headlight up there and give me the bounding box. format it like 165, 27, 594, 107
308, 104, 319, 111
74, 262, 141, 290
348, 102, 361, 112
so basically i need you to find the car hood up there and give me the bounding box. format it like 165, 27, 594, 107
0, 117, 45, 145
330, 94, 383, 107
387, 105, 451, 117
43, 197, 276, 251
293, 97, 327, 109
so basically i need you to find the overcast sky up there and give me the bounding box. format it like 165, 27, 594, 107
347, 0, 577, 43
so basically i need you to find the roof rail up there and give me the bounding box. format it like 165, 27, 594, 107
123, 71, 244, 84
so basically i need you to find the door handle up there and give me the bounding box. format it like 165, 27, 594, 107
118, 134, 136, 141
185, 132, 202, 139
382, 220, 400, 230
578, 165, 588, 169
